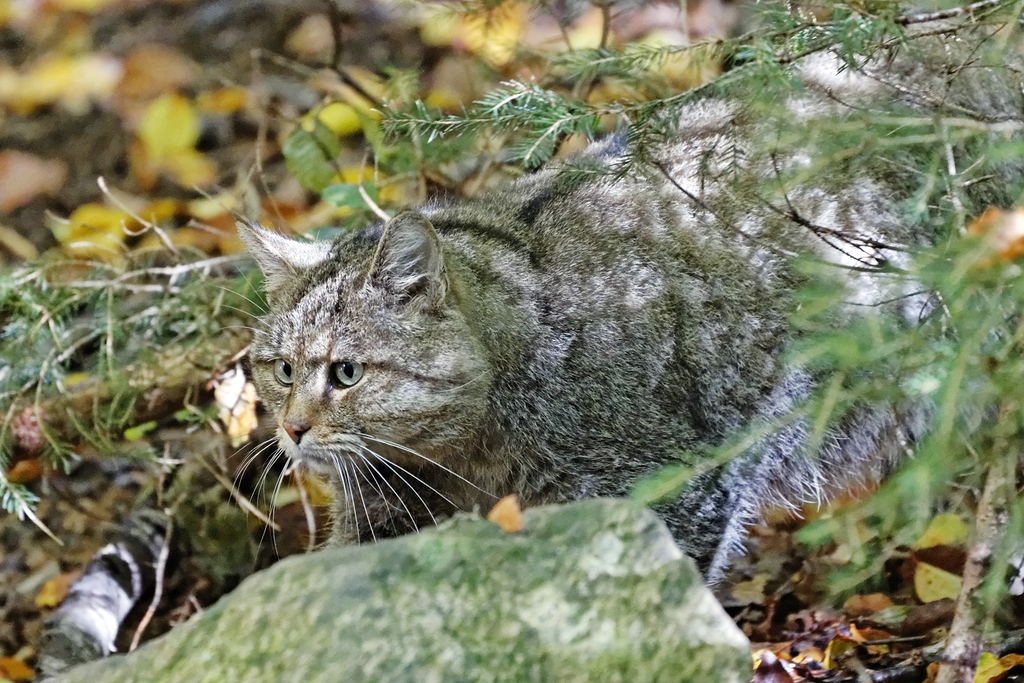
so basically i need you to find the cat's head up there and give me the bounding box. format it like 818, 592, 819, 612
238, 212, 491, 478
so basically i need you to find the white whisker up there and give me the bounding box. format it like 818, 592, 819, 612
356, 432, 495, 498
355, 446, 421, 531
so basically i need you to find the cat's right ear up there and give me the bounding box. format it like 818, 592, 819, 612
236, 220, 330, 303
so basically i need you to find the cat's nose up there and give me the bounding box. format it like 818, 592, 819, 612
283, 421, 309, 444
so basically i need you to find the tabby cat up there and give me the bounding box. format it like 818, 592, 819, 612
240, 29, 1023, 581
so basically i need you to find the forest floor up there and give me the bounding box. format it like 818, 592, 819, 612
0, 1, 1021, 682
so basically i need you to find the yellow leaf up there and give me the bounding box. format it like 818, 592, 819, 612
458, 2, 528, 66
138, 93, 200, 162
914, 513, 970, 549
0, 53, 122, 114
52, 203, 134, 259
563, 6, 607, 50
161, 149, 217, 188
487, 494, 524, 533
975, 652, 1024, 683
35, 570, 80, 608
313, 102, 363, 137
419, 6, 460, 47
914, 561, 962, 603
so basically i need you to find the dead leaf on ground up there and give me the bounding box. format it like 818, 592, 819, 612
0, 53, 123, 114
0, 657, 33, 682
113, 44, 199, 124
212, 364, 259, 448
913, 512, 970, 549
487, 494, 523, 533
975, 651, 1024, 683
7, 458, 42, 485
914, 561, 962, 604
843, 592, 894, 617
0, 150, 69, 212
35, 569, 81, 608
966, 206, 1024, 263
751, 650, 796, 683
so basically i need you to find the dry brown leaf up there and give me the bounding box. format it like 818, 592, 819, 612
843, 592, 895, 617
967, 206, 1024, 263
113, 44, 199, 124
7, 458, 42, 485
0, 657, 33, 682
486, 494, 523, 533
35, 570, 81, 608
213, 364, 259, 448
0, 150, 68, 212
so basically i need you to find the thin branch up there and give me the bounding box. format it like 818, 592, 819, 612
898, 0, 1005, 25
129, 511, 172, 652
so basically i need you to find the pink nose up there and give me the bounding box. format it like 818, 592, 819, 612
283, 421, 309, 444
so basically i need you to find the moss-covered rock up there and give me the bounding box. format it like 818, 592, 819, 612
56, 499, 751, 683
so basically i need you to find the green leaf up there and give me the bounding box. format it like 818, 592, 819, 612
322, 182, 379, 210
630, 464, 691, 506
124, 420, 158, 442
282, 121, 342, 192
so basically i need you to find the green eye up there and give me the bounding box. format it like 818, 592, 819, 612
274, 359, 294, 386
331, 360, 363, 388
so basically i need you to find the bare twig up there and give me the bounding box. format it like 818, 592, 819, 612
898, 0, 1005, 25
129, 511, 172, 652
935, 456, 1013, 683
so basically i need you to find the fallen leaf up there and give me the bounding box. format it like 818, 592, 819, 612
7, 458, 42, 484
0, 657, 33, 682
51, 203, 134, 259
914, 513, 970, 549
730, 574, 768, 604
213, 364, 258, 448
0, 150, 68, 212
975, 651, 1024, 683
751, 650, 795, 683
134, 92, 216, 188
487, 494, 523, 533
113, 44, 199, 124
285, 14, 335, 61
914, 561, 962, 603
138, 92, 200, 159
843, 592, 894, 617
0, 53, 123, 114
966, 206, 1024, 263
35, 570, 81, 608
196, 87, 248, 115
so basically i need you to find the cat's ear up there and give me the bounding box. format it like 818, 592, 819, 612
236, 220, 331, 303
368, 212, 446, 305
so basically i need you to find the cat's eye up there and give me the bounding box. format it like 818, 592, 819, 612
273, 359, 294, 386
331, 360, 363, 388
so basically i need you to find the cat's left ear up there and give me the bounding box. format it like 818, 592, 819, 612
236, 220, 331, 303
369, 212, 446, 306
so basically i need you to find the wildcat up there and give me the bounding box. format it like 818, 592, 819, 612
239, 28, 1023, 581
